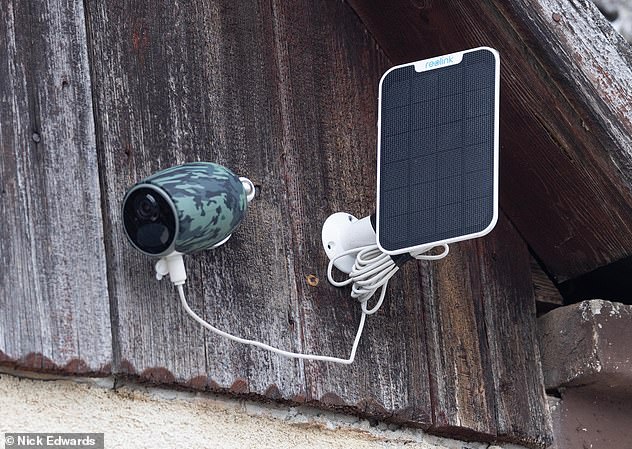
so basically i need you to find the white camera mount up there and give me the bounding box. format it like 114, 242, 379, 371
321, 213, 377, 274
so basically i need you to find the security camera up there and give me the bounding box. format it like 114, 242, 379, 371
122, 162, 255, 285
122, 162, 255, 257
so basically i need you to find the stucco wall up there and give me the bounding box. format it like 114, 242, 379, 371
0, 372, 526, 449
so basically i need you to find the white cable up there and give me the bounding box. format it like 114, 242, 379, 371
327, 243, 449, 315
175, 243, 448, 365
177, 284, 366, 365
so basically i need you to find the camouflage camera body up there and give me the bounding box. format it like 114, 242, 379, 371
122, 162, 248, 257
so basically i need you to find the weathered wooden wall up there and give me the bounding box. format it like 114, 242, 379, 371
0, 0, 111, 373
0, 0, 564, 447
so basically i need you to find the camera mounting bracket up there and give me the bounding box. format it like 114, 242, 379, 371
321, 213, 377, 274
239, 177, 256, 203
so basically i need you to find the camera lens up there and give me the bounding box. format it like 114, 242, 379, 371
135, 194, 160, 221
123, 186, 177, 255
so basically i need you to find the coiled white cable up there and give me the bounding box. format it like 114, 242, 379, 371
327, 244, 449, 315
176, 243, 448, 364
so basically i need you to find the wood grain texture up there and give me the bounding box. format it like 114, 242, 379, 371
83, 0, 550, 445
84, 0, 306, 394
422, 240, 498, 439
0, 0, 111, 374
477, 217, 552, 447
422, 215, 552, 447
267, 0, 434, 423
530, 256, 563, 308
346, 0, 632, 282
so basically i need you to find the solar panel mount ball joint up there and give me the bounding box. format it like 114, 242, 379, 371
322, 213, 377, 274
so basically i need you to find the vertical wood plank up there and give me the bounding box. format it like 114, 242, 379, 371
422, 240, 498, 439
478, 217, 553, 447
0, 0, 111, 373
84, 0, 306, 394
422, 215, 552, 447
269, 0, 433, 424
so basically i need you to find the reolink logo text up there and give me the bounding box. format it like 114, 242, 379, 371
425, 56, 454, 69
414, 52, 462, 72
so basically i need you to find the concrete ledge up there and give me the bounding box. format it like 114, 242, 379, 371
538, 300, 632, 392
0, 372, 529, 449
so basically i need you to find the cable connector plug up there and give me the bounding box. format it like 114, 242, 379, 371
155, 252, 187, 285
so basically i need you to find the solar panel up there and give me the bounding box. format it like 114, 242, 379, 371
376, 47, 499, 254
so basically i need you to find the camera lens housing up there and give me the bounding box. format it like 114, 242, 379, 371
123, 185, 178, 256
122, 162, 249, 257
